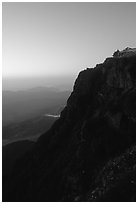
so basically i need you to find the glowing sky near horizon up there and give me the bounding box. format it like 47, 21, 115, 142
3, 2, 136, 78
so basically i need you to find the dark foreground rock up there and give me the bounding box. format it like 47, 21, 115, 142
3, 140, 35, 177
3, 50, 136, 201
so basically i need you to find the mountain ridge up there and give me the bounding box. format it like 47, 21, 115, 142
3, 49, 136, 201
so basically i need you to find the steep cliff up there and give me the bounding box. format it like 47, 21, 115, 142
3, 49, 136, 201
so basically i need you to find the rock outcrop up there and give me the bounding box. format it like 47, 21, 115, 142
113, 47, 136, 57
3, 49, 136, 201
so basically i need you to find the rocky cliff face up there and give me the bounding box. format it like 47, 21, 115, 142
3, 50, 136, 202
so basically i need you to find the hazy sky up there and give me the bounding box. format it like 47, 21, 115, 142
3, 2, 136, 79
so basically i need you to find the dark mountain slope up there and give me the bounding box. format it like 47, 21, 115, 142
3, 140, 35, 177
3, 50, 136, 201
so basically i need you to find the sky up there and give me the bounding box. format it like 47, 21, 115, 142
2, 2, 136, 81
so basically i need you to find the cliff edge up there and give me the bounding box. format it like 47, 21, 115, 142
3, 48, 136, 201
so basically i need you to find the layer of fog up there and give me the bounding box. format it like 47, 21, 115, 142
2, 75, 76, 91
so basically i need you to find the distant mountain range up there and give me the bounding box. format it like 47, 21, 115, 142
2, 114, 59, 146
3, 86, 70, 126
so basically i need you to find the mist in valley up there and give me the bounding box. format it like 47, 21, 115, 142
2, 76, 73, 145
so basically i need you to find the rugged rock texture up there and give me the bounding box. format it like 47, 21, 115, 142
3, 50, 136, 202
113, 47, 136, 57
